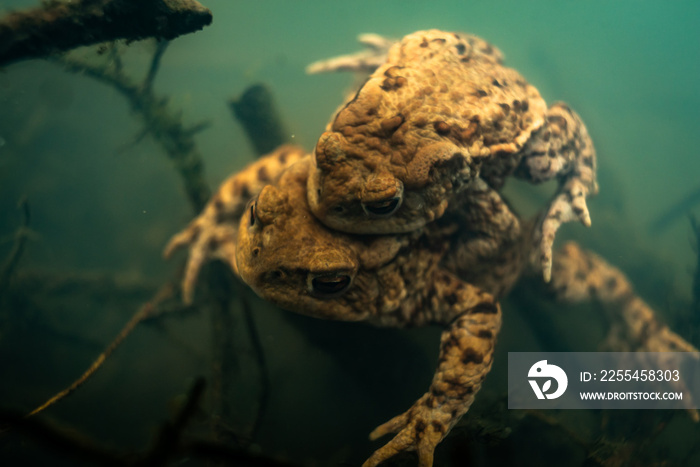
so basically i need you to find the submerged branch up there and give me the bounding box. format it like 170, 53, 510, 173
27, 282, 179, 417
0, 0, 212, 67
0, 197, 31, 296
238, 285, 270, 442
3, 378, 302, 466
0, 410, 127, 467
229, 84, 290, 156
691, 215, 700, 318
649, 186, 700, 234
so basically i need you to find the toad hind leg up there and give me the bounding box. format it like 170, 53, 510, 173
548, 242, 699, 421
549, 242, 697, 354
516, 103, 598, 282
364, 273, 501, 467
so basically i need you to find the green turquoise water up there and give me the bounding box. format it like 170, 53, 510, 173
1, 1, 699, 465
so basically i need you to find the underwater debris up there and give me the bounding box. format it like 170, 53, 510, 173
649, 186, 700, 235
57, 41, 211, 212
691, 215, 700, 320
26, 283, 178, 417
229, 84, 290, 156
18, 40, 275, 453
35, 40, 284, 447
0, 0, 212, 67
0, 197, 31, 298
2, 378, 302, 467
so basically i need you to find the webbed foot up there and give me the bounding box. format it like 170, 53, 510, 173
306, 33, 395, 75
363, 394, 447, 467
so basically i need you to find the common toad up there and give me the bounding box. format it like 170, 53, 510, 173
165, 149, 695, 467
306, 29, 598, 281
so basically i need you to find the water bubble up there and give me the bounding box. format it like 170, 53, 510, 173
0, 136, 5, 147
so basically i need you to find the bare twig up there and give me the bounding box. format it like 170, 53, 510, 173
2, 378, 302, 467
205, 263, 241, 445
0, 197, 31, 296
238, 284, 270, 442
142, 377, 206, 466
27, 283, 178, 417
0, 0, 212, 67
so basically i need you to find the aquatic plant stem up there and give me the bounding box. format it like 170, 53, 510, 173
57, 47, 211, 212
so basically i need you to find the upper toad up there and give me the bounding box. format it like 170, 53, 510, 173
307, 29, 598, 280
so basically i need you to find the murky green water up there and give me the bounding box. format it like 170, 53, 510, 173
1, 1, 699, 465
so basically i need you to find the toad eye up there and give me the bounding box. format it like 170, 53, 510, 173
249, 202, 256, 226
309, 274, 352, 297
362, 196, 401, 217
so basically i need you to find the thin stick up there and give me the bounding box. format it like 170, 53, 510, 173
0, 197, 31, 295
27, 283, 176, 417
239, 288, 270, 442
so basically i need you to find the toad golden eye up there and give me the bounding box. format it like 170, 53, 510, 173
362, 197, 401, 217
310, 274, 351, 297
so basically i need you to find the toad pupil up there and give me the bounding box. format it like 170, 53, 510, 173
311, 275, 351, 295
249, 203, 256, 226
363, 197, 400, 216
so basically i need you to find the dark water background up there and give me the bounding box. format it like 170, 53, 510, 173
1, 0, 699, 465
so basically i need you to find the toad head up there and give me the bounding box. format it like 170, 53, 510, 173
307, 131, 474, 234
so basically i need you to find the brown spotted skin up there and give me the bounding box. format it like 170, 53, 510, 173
438, 178, 528, 299
233, 158, 501, 466
548, 242, 697, 354
166, 152, 696, 466
307, 29, 598, 281
547, 242, 700, 422
365, 272, 500, 467
164, 144, 306, 303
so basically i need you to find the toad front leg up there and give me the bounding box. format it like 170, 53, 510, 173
365, 272, 501, 467
515, 103, 598, 281
164, 145, 306, 303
